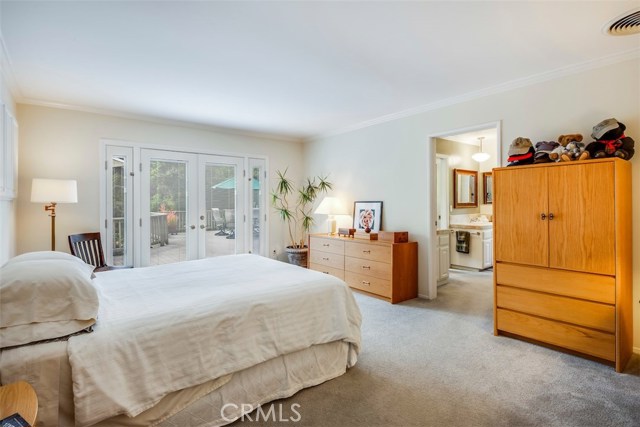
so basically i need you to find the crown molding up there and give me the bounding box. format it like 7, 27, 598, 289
0, 18, 23, 103
311, 48, 640, 142
19, 98, 305, 144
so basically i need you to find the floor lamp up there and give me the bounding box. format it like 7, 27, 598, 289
31, 178, 78, 251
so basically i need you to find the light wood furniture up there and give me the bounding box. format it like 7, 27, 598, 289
309, 234, 418, 303
0, 381, 38, 426
493, 158, 632, 372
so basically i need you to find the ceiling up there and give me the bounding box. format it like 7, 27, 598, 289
1, 1, 639, 140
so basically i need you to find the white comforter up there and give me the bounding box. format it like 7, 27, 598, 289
67, 255, 362, 427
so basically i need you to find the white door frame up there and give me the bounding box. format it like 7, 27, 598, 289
426, 121, 502, 299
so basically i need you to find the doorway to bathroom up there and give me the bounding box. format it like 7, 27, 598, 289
426, 122, 501, 299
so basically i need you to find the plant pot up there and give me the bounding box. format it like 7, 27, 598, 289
285, 246, 308, 268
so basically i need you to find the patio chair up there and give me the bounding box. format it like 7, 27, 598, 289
224, 209, 235, 239
68, 232, 130, 272
211, 208, 228, 236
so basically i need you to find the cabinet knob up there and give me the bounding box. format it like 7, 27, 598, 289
541, 213, 546, 220
549, 213, 555, 220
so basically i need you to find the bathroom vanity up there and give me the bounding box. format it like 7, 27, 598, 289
449, 223, 493, 270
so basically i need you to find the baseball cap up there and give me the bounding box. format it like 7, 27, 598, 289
535, 141, 559, 154
508, 137, 533, 156
592, 118, 619, 140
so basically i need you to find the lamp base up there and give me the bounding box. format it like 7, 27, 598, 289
327, 217, 337, 235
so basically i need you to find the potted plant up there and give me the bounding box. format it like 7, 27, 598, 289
271, 169, 332, 267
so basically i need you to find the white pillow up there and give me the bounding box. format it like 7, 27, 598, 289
0, 258, 99, 348
3, 250, 90, 267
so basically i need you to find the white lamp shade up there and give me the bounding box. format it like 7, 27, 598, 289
472, 152, 491, 162
314, 197, 348, 215
31, 179, 78, 203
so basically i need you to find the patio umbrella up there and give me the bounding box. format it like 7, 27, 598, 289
212, 177, 261, 190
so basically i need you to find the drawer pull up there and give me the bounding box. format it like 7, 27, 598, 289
323, 271, 329, 274
362, 265, 371, 270
322, 243, 330, 247
322, 257, 329, 261
361, 280, 371, 286
362, 250, 371, 254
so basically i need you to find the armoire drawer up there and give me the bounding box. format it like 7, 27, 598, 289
497, 286, 615, 333
310, 237, 345, 255
496, 309, 615, 361
309, 251, 344, 270
345, 241, 391, 263
309, 263, 345, 280
345, 256, 391, 280
345, 271, 391, 298
496, 263, 615, 304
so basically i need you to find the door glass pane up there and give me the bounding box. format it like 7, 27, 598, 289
111, 155, 127, 266
249, 163, 264, 255
149, 160, 188, 265
205, 164, 236, 257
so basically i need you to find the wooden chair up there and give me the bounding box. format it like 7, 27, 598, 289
68, 232, 125, 272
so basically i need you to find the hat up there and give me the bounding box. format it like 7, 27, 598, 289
535, 141, 559, 154
591, 118, 619, 140
508, 137, 533, 156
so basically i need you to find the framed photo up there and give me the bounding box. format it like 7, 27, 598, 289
353, 201, 383, 232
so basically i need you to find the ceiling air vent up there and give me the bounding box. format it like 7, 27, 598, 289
605, 8, 640, 36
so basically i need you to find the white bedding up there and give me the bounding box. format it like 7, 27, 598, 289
67, 255, 361, 427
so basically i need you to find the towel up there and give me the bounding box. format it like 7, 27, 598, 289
456, 231, 470, 254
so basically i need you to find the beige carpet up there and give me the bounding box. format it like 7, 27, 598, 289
236, 269, 640, 426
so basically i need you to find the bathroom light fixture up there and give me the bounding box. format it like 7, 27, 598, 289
472, 137, 490, 163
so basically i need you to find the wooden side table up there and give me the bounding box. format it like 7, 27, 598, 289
0, 381, 38, 426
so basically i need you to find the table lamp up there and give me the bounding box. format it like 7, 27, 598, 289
31, 178, 78, 251
314, 197, 348, 235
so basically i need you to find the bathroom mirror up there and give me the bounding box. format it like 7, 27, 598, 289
453, 169, 478, 208
483, 172, 493, 204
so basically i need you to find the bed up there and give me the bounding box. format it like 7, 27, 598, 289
0, 252, 362, 427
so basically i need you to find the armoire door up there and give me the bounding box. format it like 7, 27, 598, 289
548, 162, 615, 275
494, 167, 549, 266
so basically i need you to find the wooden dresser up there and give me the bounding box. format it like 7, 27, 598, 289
309, 234, 418, 303
493, 158, 632, 372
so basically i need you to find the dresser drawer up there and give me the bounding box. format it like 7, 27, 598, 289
497, 308, 615, 361
309, 250, 344, 270
345, 256, 391, 280
310, 236, 345, 255
345, 241, 391, 263
497, 286, 615, 333
496, 263, 615, 304
345, 271, 391, 298
309, 263, 345, 280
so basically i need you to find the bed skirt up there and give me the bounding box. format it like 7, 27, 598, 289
0, 340, 351, 427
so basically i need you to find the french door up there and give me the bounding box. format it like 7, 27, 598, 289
103, 144, 266, 267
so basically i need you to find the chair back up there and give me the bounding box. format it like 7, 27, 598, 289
68, 232, 107, 269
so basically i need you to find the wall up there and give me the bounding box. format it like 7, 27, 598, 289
16, 105, 304, 258
435, 138, 480, 216
304, 58, 640, 350
0, 5, 18, 264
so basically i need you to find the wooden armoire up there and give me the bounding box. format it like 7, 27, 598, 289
493, 158, 632, 372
